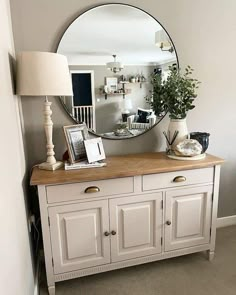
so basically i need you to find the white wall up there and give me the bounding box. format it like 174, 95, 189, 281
9, 0, 236, 217
0, 0, 34, 294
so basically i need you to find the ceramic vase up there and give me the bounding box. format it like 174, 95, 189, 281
168, 118, 188, 150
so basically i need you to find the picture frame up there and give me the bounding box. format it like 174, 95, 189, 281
105, 77, 118, 93
84, 137, 106, 163
63, 123, 89, 163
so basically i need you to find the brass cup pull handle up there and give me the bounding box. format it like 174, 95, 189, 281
166, 220, 171, 226
104, 231, 110, 236
84, 186, 100, 194
111, 230, 116, 236
173, 176, 186, 183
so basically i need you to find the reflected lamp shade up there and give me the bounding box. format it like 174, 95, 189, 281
106, 54, 124, 74
124, 99, 133, 111
16, 51, 73, 96
155, 30, 172, 50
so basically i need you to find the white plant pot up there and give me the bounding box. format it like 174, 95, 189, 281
168, 118, 188, 150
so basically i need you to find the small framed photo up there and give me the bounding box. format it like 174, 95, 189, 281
63, 123, 89, 163
105, 77, 118, 93
84, 137, 106, 163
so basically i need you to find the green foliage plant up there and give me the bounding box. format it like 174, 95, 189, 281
146, 65, 200, 119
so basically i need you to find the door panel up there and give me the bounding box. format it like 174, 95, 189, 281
165, 186, 212, 251
176, 197, 202, 237
110, 193, 163, 262
49, 200, 110, 274
65, 213, 98, 259
123, 205, 151, 248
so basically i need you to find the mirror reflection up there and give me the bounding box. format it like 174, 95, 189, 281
57, 4, 178, 139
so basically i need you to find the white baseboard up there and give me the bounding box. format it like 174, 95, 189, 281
217, 215, 236, 228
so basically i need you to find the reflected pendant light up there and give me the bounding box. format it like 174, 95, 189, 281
106, 54, 124, 73
155, 30, 174, 53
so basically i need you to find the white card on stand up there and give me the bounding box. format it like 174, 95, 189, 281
84, 137, 106, 163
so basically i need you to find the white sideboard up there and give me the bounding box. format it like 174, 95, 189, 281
31, 152, 223, 295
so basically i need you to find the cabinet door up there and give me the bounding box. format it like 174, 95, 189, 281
165, 186, 212, 251
49, 200, 110, 274
110, 193, 163, 262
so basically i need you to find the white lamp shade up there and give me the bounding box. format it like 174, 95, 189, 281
124, 99, 132, 111
155, 30, 171, 48
106, 61, 124, 70
106, 54, 124, 73
16, 51, 73, 96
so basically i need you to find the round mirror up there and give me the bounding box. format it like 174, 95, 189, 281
57, 4, 178, 139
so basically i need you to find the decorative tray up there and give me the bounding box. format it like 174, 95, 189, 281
167, 153, 206, 161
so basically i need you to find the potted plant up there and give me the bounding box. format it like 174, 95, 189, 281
147, 65, 200, 148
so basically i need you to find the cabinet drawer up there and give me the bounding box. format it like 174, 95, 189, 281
46, 177, 134, 203
142, 167, 214, 191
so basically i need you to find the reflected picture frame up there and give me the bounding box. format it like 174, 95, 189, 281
63, 123, 89, 163
105, 77, 118, 93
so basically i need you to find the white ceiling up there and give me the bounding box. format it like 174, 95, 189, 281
57, 4, 177, 66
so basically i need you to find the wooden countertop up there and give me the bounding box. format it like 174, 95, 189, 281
30, 152, 224, 186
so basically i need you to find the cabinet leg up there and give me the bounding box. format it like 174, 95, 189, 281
207, 250, 215, 261
48, 285, 55, 295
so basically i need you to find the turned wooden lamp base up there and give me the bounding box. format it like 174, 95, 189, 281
38, 97, 64, 171
39, 161, 64, 171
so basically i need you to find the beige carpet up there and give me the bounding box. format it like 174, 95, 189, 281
40, 226, 236, 295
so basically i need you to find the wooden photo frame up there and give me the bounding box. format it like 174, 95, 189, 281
63, 123, 89, 163
84, 137, 106, 163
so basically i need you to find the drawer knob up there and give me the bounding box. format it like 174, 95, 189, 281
84, 186, 100, 193
111, 230, 116, 236
104, 231, 110, 236
166, 220, 171, 226
173, 176, 186, 183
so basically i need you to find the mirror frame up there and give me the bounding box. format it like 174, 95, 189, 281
56, 3, 179, 140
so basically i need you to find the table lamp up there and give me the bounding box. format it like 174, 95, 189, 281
16, 51, 73, 170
